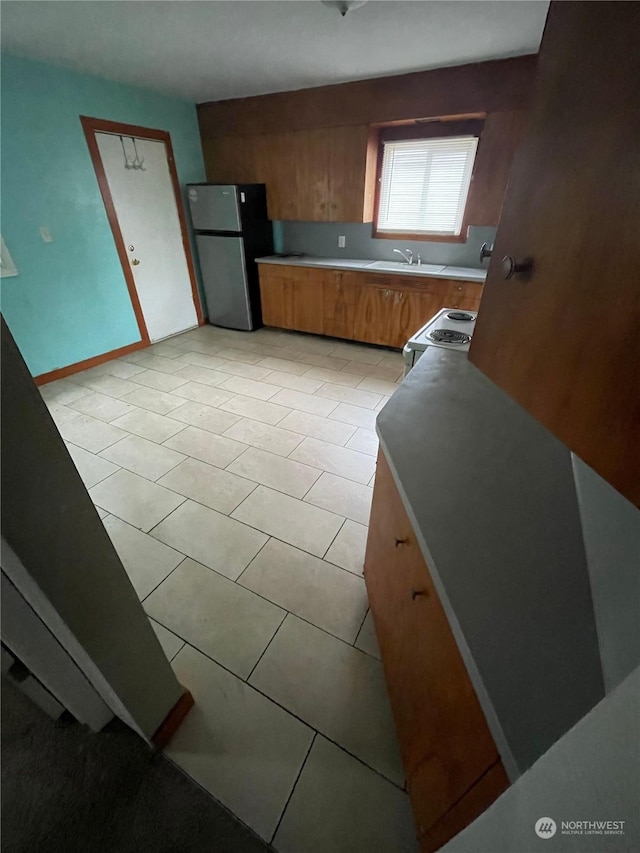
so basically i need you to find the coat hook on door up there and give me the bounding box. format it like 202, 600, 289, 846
120, 135, 134, 169
132, 138, 146, 171
119, 136, 145, 170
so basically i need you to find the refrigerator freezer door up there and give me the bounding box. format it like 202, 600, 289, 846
196, 234, 254, 330
188, 185, 241, 232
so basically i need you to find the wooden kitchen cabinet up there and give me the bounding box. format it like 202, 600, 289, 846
352, 283, 395, 346
365, 451, 507, 846
288, 276, 324, 334
204, 125, 376, 222
201, 134, 259, 185
258, 264, 483, 348
207, 132, 302, 220
349, 269, 475, 342
254, 133, 300, 221
469, 2, 640, 508
259, 265, 324, 334
327, 124, 377, 222
350, 282, 419, 349
322, 270, 356, 340
449, 281, 482, 312
281, 125, 375, 222
415, 760, 510, 852
291, 128, 331, 221
257, 264, 288, 328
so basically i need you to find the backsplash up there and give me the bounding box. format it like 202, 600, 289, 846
275, 222, 497, 269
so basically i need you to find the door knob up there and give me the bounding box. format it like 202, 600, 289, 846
479, 242, 493, 263
395, 537, 408, 547
131, 258, 140, 266
501, 255, 533, 280
411, 589, 428, 600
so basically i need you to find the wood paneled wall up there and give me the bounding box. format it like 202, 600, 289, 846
197, 55, 537, 137
197, 55, 537, 226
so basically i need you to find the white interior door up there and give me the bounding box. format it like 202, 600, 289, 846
96, 133, 198, 342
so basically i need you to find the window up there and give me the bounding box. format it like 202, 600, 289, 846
376, 135, 478, 237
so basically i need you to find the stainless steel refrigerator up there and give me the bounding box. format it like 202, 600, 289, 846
187, 184, 273, 331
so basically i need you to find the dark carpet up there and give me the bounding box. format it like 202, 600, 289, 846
1, 679, 272, 853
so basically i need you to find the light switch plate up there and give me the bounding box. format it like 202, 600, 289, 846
0, 234, 18, 277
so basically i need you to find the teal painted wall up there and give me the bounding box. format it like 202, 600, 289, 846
0, 54, 205, 377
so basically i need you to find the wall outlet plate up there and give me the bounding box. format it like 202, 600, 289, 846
338, 235, 346, 248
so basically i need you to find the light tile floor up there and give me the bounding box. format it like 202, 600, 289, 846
41, 324, 417, 852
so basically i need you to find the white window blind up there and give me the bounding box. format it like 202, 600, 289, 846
377, 135, 478, 236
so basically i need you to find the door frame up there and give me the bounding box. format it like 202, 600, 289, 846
80, 115, 204, 343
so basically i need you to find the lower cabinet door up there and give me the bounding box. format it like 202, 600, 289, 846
259, 265, 484, 344
365, 451, 501, 832
402, 292, 441, 338
259, 274, 289, 328
287, 276, 324, 334
353, 285, 394, 345
323, 272, 356, 340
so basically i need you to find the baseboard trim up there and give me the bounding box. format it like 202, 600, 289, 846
151, 689, 194, 751
33, 340, 148, 386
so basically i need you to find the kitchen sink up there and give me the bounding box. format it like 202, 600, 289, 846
365, 260, 445, 274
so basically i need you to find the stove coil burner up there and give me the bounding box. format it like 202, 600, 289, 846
446, 311, 475, 322
429, 329, 472, 345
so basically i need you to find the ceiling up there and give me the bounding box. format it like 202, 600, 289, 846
1, 1, 549, 103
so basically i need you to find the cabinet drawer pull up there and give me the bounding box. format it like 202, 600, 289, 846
411, 589, 428, 600
395, 537, 408, 547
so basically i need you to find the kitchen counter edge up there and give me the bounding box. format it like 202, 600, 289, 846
256, 256, 486, 283
374, 348, 605, 783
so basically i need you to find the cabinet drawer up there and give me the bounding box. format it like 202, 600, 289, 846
444, 283, 483, 311
257, 264, 291, 280
301, 266, 330, 287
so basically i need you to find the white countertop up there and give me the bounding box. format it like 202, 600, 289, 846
376, 348, 604, 780
256, 255, 486, 282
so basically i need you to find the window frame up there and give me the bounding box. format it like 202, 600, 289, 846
372, 119, 485, 243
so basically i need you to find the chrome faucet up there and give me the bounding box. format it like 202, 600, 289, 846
393, 248, 413, 265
